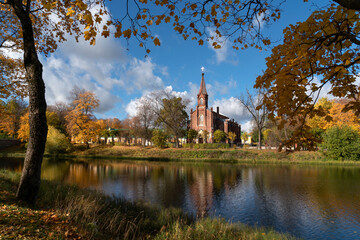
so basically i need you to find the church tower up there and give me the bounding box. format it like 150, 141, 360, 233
197, 72, 208, 109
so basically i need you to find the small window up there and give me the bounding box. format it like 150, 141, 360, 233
200, 98, 203, 105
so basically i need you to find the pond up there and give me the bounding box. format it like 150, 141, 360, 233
1, 157, 360, 240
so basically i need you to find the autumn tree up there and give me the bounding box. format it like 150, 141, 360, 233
307, 98, 360, 135
0, 98, 27, 138
255, 5, 360, 148
65, 91, 100, 149
105, 118, 122, 129
239, 88, 267, 149
228, 132, 237, 145
47, 102, 70, 134
214, 129, 227, 143
18, 111, 62, 142
0, 0, 109, 204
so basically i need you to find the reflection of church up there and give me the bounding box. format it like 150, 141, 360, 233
189, 72, 241, 143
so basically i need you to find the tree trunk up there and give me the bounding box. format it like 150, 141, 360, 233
175, 135, 179, 148
258, 127, 262, 150
12, 0, 48, 205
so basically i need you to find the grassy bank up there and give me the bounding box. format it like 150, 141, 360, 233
2, 144, 360, 166
59, 145, 360, 166
0, 170, 295, 239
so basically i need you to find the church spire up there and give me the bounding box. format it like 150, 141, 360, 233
197, 71, 208, 108
198, 73, 208, 95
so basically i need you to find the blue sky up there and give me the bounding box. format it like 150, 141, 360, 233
39, 0, 332, 132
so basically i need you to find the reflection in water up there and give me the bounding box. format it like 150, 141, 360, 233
1, 157, 360, 240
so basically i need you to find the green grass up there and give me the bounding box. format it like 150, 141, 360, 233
3, 144, 360, 166
0, 169, 296, 240
57, 145, 360, 166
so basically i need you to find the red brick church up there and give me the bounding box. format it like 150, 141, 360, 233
189, 72, 241, 143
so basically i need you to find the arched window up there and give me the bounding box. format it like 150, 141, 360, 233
200, 98, 203, 105
199, 114, 204, 126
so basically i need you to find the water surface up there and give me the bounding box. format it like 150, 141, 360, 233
1, 157, 360, 240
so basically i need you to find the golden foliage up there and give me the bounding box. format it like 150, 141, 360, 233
17, 111, 62, 142
65, 91, 101, 145
308, 98, 360, 132
255, 5, 360, 146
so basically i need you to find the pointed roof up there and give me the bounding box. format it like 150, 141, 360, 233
198, 73, 208, 95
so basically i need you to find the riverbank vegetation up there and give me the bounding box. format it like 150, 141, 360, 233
0, 170, 294, 239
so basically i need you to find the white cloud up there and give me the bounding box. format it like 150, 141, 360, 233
41, 34, 126, 113
121, 58, 164, 93
125, 85, 193, 117
1, 41, 23, 59
241, 120, 253, 132
211, 97, 251, 123
207, 29, 238, 65
42, 30, 167, 115
252, 11, 267, 30
125, 98, 140, 117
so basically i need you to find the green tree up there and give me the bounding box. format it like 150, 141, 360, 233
321, 125, 360, 161
155, 95, 188, 148
151, 129, 168, 148
241, 131, 249, 143
187, 129, 198, 143
100, 129, 111, 144
214, 130, 227, 143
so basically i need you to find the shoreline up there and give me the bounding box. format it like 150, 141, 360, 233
2, 145, 360, 166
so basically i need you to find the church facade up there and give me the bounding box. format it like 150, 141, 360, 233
189, 73, 241, 144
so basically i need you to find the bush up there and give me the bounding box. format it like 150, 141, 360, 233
45, 126, 72, 155
213, 130, 227, 143
320, 125, 360, 161
151, 129, 168, 148
183, 143, 195, 148
182, 143, 230, 149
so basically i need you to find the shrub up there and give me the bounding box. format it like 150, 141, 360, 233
187, 129, 198, 143
45, 126, 72, 155
213, 130, 227, 143
320, 125, 360, 161
183, 143, 230, 149
183, 143, 194, 148
151, 129, 168, 148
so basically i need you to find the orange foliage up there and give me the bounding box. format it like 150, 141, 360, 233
307, 98, 360, 132
65, 91, 100, 145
